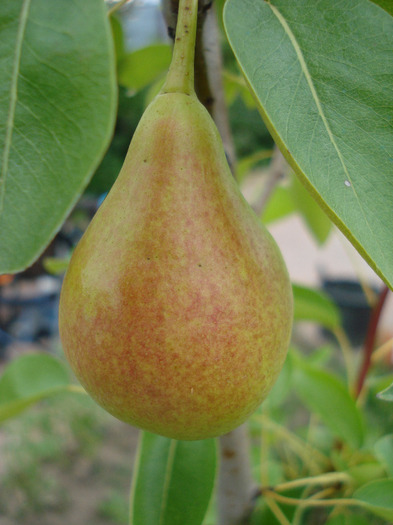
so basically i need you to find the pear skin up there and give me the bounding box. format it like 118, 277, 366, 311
59, 0, 293, 440
59, 91, 293, 440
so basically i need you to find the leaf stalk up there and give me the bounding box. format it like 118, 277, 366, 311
162, 0, 198, 95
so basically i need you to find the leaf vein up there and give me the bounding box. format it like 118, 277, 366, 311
0, 0, 32, 216
267, 2, 377, 246
159, 439, 177, 525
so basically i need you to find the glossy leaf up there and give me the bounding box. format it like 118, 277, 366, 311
292, 283, 341, 330
353, 479, 393, 521
0, 353, 79, 422
0, 0, 116, 273
224, 0, 393, 289
292, 357, 364, 448
130, 432, 217, 525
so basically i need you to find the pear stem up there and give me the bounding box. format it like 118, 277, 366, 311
161, 0, 198, 95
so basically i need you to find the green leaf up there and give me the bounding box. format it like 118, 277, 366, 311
224, 0, 393, 289
376, 381, 393, 401
0, 353, 78, 422
236, 148, 273, 182
130, 432, 217, 525
291, 175, 332, 244
346, 462, 387, 489
353, 479, 393, 521
0, 0, 116, 273
42, 255, 70, 275
118, 44, 171, 92
110, 15, 126, 63
223, 71, 256, 109
292, 356, 364, 448
292, 283, 341, 330
261, 185, 297, 224
262, 355, 293, 409
375, 434, 393, 476
370, 0, 393, 16
325, 515, 369, 525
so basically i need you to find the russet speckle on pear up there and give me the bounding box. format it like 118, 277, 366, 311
58, 91, 293, 440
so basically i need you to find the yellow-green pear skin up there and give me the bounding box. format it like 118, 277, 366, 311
59, 92, 293, 440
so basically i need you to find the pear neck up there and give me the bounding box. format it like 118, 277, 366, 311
161, 0, 198, 96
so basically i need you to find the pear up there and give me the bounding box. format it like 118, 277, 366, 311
59, 0, 293, 440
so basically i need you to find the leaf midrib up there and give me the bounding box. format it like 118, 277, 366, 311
0, 0, 31, 214
267, 3, 376, 242
159, 439, 177, 525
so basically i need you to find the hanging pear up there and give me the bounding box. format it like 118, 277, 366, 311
59, 0, 293, 440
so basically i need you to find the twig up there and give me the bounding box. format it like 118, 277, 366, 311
217, 425, 254, 525
265, 496, 291, 525
332, 326, 356, 392
162, 0, 237, 172
371, 337, 393, 364
271, 471, 351, 493
252, 145, 288, 216
355, 285, 390, 398
257, 414, 330, 471
107, 0, 130, 16
261, 489, 364, 510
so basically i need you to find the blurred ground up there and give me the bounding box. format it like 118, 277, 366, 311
0, 380, 139, 525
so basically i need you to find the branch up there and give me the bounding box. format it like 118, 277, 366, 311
217, 425, 254, 525
355, 284, 390, 397
252, 145, 288, 216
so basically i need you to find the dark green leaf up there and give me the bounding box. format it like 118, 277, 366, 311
0, 353, 77, 422
370, 0, 393, 16
292, 356, 364, 448
130, 432, 217, 525
292, 283, 341, 330
0, 0, 116, 273
353, 479, 393, 521
325, 515, 369, 525
224, 0, 393, 289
